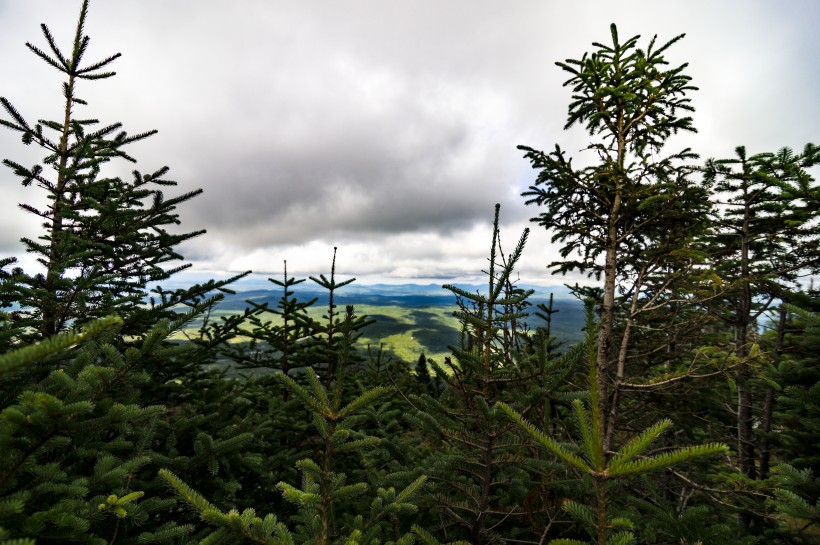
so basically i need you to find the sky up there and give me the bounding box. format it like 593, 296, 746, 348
0, 0, 818, 288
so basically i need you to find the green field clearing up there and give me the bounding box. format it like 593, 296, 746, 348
356, 304, 461, 363
169, 294, 583, 364
170, 304, 462, 363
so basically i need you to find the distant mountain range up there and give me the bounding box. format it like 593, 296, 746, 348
216, 282, 579, 310
214, 282, 587, 347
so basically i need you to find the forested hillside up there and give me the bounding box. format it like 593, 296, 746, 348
0, 2, 818, 545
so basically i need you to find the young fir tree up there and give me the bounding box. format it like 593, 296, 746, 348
499, 301, 728, 545
214, 262, 321, 510
519, 24, 715, 457
0, 315, 209, 544
162, 255, 425, 545
408, 205, 584, 545
758, 302, 820, 543
415, 353, 432, 391
235, 260, 317, 378
0, 316, 118, 545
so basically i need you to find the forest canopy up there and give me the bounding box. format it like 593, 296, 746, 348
0, 2, 818, 545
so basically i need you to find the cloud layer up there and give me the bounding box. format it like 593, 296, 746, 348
1, 0, 817, 284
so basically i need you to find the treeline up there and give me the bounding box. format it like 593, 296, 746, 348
0, 2, 818, 544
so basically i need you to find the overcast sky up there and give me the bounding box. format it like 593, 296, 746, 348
0, 1, 818, 287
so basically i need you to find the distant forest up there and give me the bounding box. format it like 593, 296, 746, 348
209, 285, 587, 364
0, 2, 818, 545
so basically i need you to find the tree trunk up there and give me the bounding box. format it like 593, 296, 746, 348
472, 434, 494, 545
42, 70, 77, 338
736, 189, 757, 481
737, 380, 756, 480
758, 387, 775, 479
604, 278, 641, 452
597, 193, 621, 433
760, 305, 786, 479
595, 477, 607, 545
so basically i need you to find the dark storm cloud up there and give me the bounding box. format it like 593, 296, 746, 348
1, 0, 818, 280
189, 80, 519, 247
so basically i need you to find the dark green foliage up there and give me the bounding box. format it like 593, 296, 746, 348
702, 145, 820, 487
0, 4, 817, 545
499, 303, 728, 545
520, 23, 702, 280
415, 353, 432, 390
768, 464, 820, 544
519, 24, 715, 464
0, 317, 191, 544
630, 499, 757, 545
164, 256, 425, 545
757, 303, 820, 543
0, 0, 216, 341
0, 2, 256, 543
238, 260, 317, 377
406, 205, 581, 544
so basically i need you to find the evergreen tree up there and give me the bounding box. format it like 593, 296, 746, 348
0, 316, 119, 545
415, 353, 432, 391
163, 256, 425, 545
0, 316, 205, 544
0, 3, 257, 542
408, 205, 583, 544
0, 0, 245, 342
499, 302, 727, 545
702, 144, 820, 484
237, 261, 317, 378
761, 303, 820, 543
519, 24, 713, 454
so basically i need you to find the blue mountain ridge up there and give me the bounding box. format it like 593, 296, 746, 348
217, 283, 579, 310
214, 283, 587, 346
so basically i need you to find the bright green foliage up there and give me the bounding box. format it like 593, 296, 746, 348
161, 468, 295, 545
0, 315, 121, 376
164, 257, 424, 545
0, 317, 204, 543
499, 303, 727, 545
0, 318, 118, 545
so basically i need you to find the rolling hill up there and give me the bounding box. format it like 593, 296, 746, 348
211, 283, 586, 362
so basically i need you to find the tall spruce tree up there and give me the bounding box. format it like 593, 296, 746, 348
0, 0, 243, 342
702, 144, 820, 485
518, 24, 713, 454
0, 2, 260, 543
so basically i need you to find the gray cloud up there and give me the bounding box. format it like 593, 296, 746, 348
1, 0, 818, 282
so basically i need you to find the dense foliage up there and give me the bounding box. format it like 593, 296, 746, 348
1, 4, 818, 545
